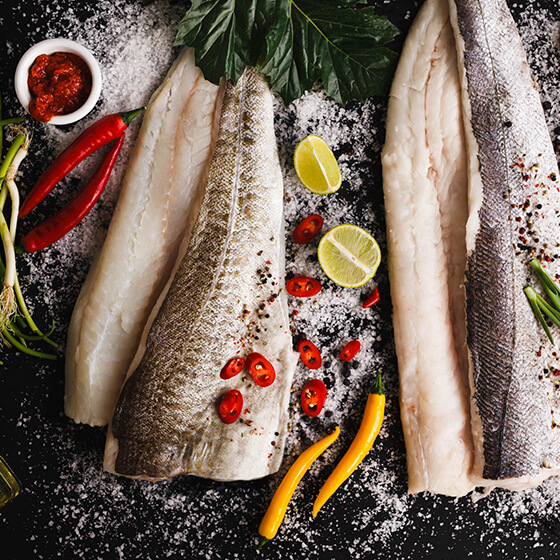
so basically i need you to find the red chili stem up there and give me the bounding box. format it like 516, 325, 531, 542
19, 107, 145, 217
119, 107, 145, 126
20, 134, 125, 253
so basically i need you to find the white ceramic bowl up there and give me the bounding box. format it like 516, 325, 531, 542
14, 38, 102, 126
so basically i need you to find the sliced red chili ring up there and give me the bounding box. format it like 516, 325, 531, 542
340, 340, 361, 362
297, 339, 322, 370
292, 214, 324, 245
246, 352, 276, 387
286, 276, 322, 298
220, 357, 245, 380
218, 389, 243, 424
301, 379, 328, 417
362, 286, 380, 309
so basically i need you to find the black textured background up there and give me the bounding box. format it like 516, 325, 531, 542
1, 1, 560, 559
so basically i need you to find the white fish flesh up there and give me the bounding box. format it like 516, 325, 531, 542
65, 49, 225, 426
104, 67, 298, 482
382, 0, 473, 496
383, 0, 560, 495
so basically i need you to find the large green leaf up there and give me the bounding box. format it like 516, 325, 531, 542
174, 0, 399, 105
174, 0, 276, 84
260, 0, 399, 104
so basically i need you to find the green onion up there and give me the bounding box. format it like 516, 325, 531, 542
529, 259, 560, 310
0, 107, 57, 360
524, 286, 554, 344
1, 326, 57, 360
0, 117, 25, 127
525, 259, 560, 344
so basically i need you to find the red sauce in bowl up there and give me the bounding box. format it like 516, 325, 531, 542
27, 52, 92, 123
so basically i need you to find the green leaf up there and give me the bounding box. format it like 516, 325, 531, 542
174, 0, 277, 85
260, 0, 399, 105
174, 0, 399, 106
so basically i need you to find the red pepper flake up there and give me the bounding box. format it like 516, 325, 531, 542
362, 286, 380, 309
340, 340, 361, 362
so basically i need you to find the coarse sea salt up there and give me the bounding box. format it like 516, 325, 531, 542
3, 0, 560, 558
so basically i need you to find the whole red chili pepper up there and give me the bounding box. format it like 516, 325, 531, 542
19, 107, 144, 217
20, 134, 125, 253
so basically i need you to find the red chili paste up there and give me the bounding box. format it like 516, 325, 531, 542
27, 52, 92, 122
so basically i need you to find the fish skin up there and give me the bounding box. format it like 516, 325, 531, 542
64, 50, 224, 427
384, 0, 560, 495
104, 67, 298, 481
450, 0, 560, 480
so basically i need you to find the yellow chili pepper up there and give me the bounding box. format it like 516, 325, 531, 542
312, 372, 384, 517
258, 426, 340, 549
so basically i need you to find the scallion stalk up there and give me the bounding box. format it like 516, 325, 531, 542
529, 259, 560, 311
524, 286, 554, 344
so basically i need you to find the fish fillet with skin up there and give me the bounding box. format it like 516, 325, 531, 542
383, 0, 560, 495
104, 67, 298, 482
65, 50, 225, 427
451, 0, 560, 487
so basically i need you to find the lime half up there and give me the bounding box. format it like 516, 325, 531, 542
318, 224, 381, 288
294, 135, 342, 195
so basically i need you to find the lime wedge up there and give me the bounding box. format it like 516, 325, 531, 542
318, 224, 381, 288
294, 135, 342, 195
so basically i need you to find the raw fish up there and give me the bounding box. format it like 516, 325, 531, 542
382, 0, 473, 496
104, 67, 298, 481
383, 0, 560, 495
65, 49, 224, 426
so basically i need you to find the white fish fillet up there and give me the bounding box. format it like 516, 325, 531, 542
65, 49, 225, 426
384, 0, 560, 496
382, 0, 474, 496
103, 67, 298, 481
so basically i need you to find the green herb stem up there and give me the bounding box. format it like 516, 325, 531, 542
2, 326, 57, 360
529, 259, 560, 310
524, 286, 554, 344
9, 320, 55, 342
0, 117, 25, 127
0, 135, 25, 212
0, 243, 57, 348
0, 93, 3, 158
